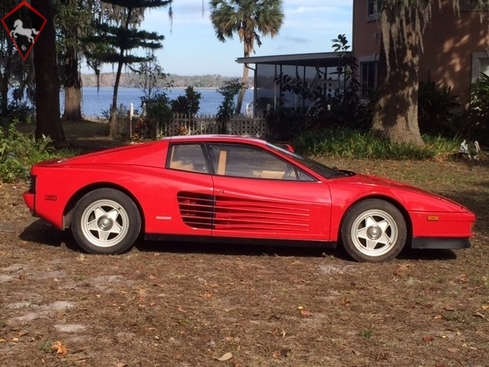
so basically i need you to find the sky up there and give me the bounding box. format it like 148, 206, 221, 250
138, 0, 353, 77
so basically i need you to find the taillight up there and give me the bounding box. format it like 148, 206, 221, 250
29, 175, 36, 193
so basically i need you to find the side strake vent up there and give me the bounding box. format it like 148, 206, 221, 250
214, 195, 310, 232
177, 192, 214, 229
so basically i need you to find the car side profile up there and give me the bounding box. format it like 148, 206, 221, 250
23, 135, 476, 262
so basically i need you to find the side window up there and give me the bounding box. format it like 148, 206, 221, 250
209, 143, 314, 181
168, 144, 208, 173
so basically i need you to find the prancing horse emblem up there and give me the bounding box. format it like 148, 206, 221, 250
1, 1, 47, 60
10, 19, 39, 43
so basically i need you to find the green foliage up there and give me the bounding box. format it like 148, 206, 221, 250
0, 101, 35, 125
0, 124, 62, 182
292, 128, 459, 160
137, 56, 170, 100
216, 79, 242, 133
144, 93, 172, 136
171, 87, 202, 116
269, 35, 370, 141
209, 0, 284, 52
418, 77, 461, 137
465, 72, 489, 145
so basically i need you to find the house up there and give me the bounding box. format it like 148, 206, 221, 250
236, 52, 350, 117
353, 0, 489, 105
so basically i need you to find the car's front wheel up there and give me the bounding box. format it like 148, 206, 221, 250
72, 188, 141, 254
340, 199, 407, 263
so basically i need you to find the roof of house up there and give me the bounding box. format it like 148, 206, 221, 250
236, 52, 351, 68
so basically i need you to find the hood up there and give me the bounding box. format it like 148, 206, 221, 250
334, 173, 472, 213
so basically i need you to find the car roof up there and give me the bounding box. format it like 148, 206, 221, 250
163, 134, 268, 146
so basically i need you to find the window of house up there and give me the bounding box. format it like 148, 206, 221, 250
367, 0, 384, 19
471, 52, 489, 85
360, 61, 377, 99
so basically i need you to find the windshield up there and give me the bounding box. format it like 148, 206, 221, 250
267, 143, 351, 179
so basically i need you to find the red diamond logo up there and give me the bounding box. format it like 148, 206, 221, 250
1, 1, 47, 60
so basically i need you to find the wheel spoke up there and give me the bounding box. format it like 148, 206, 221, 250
365, 238, 380, 250
93, 207, 106, 220
106, 208, 120, 222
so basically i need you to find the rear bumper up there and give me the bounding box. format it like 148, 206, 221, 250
23, 191, 35, 214
411, 237, 471, 249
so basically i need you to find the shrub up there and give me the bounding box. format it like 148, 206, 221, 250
0, 124, 62, 182
143, 93, 173, 137
171, 86, 202, 116
465, 72, 489, 145
418, 78, 461, 137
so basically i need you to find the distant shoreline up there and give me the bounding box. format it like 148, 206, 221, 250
81, 72, 247, 89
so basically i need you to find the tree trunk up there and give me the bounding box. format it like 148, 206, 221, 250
0, 42, 13, 115
63, 86, 82, 121
109, 59, 124, 139
235, 63, 249, 115
62, 44, 82, 121
108, 6, 133, 140
32, 0, 66, 146
371, 25, 424, 147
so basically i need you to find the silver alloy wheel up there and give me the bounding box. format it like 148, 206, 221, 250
79, 199, 130, 248
350, 209, 398, 257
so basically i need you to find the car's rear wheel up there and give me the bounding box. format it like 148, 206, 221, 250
341, 199, 407, 263
72, 188, 141, 254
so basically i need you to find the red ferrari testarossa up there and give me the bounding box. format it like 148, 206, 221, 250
23, 135, 476, 262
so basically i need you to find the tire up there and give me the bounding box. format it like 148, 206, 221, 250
72, 188, 141, 254
340, 199, 407, 263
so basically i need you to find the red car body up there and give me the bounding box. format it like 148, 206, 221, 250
23, 135, 475, 262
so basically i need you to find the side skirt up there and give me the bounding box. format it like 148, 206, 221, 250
145, 234, 337, 249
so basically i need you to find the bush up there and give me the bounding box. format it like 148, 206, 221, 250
0, 124, 62, 182
465, 73, 489, 145
143, 93, 173, 137
171, 86, 202, 116
418, 78, 461, 137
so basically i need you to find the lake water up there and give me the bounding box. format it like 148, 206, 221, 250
61, 87, 253, 118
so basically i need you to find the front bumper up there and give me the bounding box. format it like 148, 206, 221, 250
411, 237, 471, 249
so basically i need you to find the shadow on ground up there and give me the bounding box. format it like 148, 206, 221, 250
19, 219, 459, 262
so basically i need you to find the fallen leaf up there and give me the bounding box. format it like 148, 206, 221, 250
51, 341, 68, 355
280, 348, 291, 357
481, 305, 489, 310
457, 274, 468, 283
393, 264, 410, 276
423, 335, 435, 342
215, 352, 233, 361
300, 309, 313, 317
433, 314, 443, 320
447, 348, 459, 354
443, 305, 455, 311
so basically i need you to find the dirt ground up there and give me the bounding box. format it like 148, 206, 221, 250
1, 156, 489, 367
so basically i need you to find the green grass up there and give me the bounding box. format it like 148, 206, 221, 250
292, 128, 460, 160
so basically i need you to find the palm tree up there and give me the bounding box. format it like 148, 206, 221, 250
210, 0, 284, 115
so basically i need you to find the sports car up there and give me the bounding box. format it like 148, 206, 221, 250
23, 135, 476, 262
